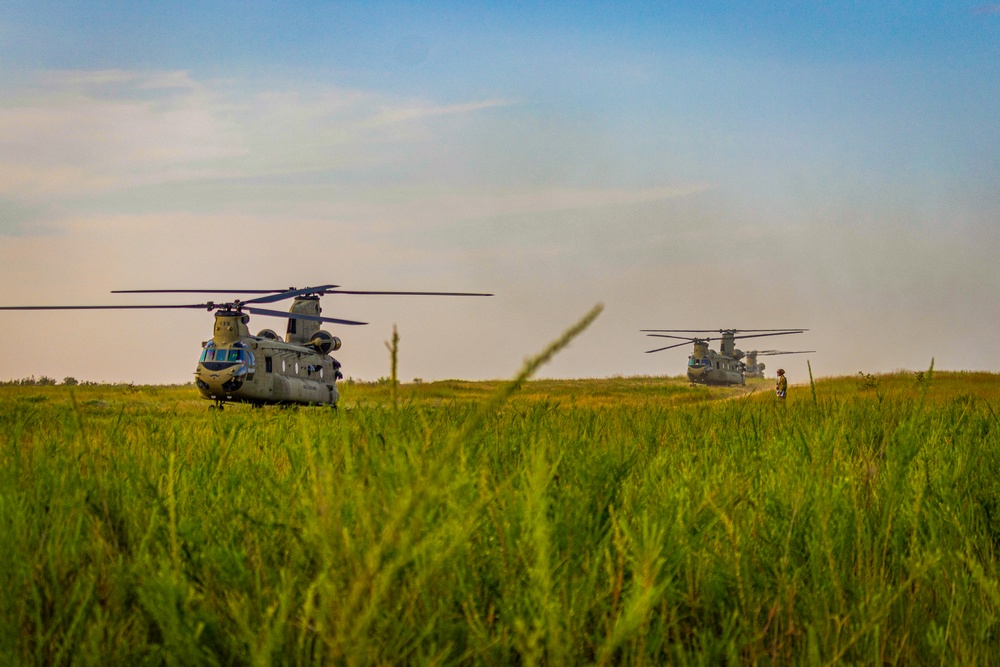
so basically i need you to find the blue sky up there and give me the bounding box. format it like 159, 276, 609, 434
0, 2, 998, 383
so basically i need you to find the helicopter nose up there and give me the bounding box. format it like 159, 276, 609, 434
197, 365, 233, 388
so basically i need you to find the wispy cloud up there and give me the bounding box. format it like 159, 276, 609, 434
0, 70, 516, 205
361, 99, 515, 128
42, 69, 204, 91
0, 72, 242, 198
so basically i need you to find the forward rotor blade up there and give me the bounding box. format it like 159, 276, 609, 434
644, 333, 705, 341
244, 306, 367, 326
731, 331, 805, 341
111, 285, 339, 294
644, 340, 694, 353
112, 289, 304, 295
0, 303, 211, 311
112, 286, 491, 299
320, 290, 494, 297
641, 328, 808, 333
641, 329, 719, 333
759, 350, 816, 356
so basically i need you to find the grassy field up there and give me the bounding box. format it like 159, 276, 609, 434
2, 359, 1000, 664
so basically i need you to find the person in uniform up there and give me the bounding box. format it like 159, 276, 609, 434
775, 368, 787, 400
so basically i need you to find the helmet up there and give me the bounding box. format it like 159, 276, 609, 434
776, 368, 785, 375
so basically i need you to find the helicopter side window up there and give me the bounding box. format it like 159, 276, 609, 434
265, 357, 272, 373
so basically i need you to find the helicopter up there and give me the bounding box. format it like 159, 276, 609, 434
641, 328, 807, 386
742, 349, 816, 379
0, 284, 491, 409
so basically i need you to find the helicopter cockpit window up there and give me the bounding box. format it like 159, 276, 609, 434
199, 348, 255, 365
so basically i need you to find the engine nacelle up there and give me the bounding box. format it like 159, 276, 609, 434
758, 362, 766, 372
732, 348, 744, 361
309, 330, 341, 354
257, 329, 280, 341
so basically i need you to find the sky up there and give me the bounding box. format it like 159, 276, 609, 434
0, 1, 998, 385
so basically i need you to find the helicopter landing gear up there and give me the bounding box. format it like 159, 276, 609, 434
209, 400, 225, 411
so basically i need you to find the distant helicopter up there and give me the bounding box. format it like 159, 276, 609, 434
641, 329, 807, 386
742, 349, 816, 379
0, 284, 491, 408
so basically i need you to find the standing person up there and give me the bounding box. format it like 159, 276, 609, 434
775, 368, 787, 400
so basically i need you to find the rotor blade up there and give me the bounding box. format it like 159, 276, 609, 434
112, 289, 298, 295
641, 328, 808, 333
111, 285, 340, 294
731, 331, 806, 341
644, 333, 702, 341
244, 306, 367, 326
758, 350, 816, 356
242, 285, 339, 305
112, 286, 491, 299
641, 329, 720, 333
645, 340, 694, 353
0, 303, 212, 311
320, 290, 494, 297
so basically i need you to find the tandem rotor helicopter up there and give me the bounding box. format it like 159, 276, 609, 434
742, 349, 816, 379
0, 284, 491, 409
641, 328, 808, 386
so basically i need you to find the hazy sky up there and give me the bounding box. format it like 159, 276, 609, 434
1, 2, 998, 384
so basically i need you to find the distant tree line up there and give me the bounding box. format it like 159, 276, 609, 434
2, 376, 99, 387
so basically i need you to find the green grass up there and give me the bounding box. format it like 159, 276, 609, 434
2, 362, 1000, 664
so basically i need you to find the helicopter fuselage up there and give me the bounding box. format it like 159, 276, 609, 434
195, 337, 340, 406
194, 302, 343, 407
686, 349, 745, 385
